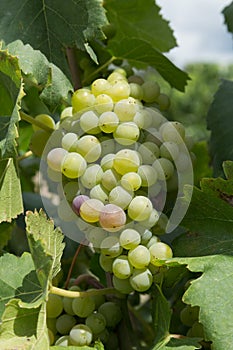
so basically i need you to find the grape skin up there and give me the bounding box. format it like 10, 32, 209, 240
69, 324, 93, 346
99, 204, 126, 232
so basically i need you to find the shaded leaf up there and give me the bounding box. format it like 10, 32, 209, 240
152, 285, 171, 343
153, 336, 201, 350
51, 341, 104, 349
223, 160, 233, 180
192, 141, 212, 186
0, 222, 13, 251
223, 2, 233, 37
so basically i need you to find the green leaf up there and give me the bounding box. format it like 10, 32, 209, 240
223, 160, 233, 180
107, 38, 189, 92
51, 341, 104, 349
104, 0, 177, 52
0, 222, 13, 251
223, 3, 233, 37
25, 210, 65, 279
172, 255, 233, 350
207, 79, 233, 176
0, 158, 23, 222
0, 299, 49, 350
152, 285, 171, 343
153, 336, 201, 350
0, 1, 108, 75
192, 141, 212, 186
0, 252, 42, 319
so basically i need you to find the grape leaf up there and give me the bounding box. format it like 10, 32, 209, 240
104, 0, 177, 53
51, 342, 104, 350
0, 158, 24, 223
152, 285, 171, 343
153, 337, 201, 350
107, 38, 189, 92
207, 79, 233, 176
0, 222, 13, 251
0, 299, 49, 350
171, 255, 233, 350
223, 160, 233, 180
0, 0, 108, 75
223, 2, 233, 37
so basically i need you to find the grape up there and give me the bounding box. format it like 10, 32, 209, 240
99, 204, 126, 232
146, 236, 160, 249
149, 108, 165, 128
119, 228, 141, 250
129, 83, 143, 100
137, 142, 160, 164
86, 226, 108, 248
98, 302, 122, 328
94, 94, 114, 114
140, 208, 160, 229
57, 199, 77, 222
32, 114, 55, 131
90, 184, 109, 204
113, 149, 141, 175
62, 152, 87, 179
128, 75, 144, 85
152, 158, 174, 180
72, 89, 95, 113
107, 81, 130, 102
113, 122, 140, 145
80, 110, 100, 134
48, 328, 55, 345
180, 305, 199, 327
98, 111, 119, 133
142, 81, 160, 102
160, 121, 185, 144
94, 328, 110, 344
99, 253, 114, 272
72, 194, 89, 215
72, 296, 95, 318
127, 196, 153, 221
128, 245, 150, 269
85, 312, 106, 334
152, 213, 169, 236
100, 236, 123, 257
139, 229, 152, 245
107, 71, 127, 83
175, 152, 192, 172
60, 106, 73, 120
137, 165, 157, 187
47, 317, 57, 334
61, 132, 78, 151
63, 181, 80, 202
156, 93, 171, 111
160, 141, 179, 161
80, 198, 104, 223
100, 136, 116, 157
30, 130, 50, 157
114, 97, 138, 122
149, 242, 173, 266
184, 135, 195, 151
112, 275, 134, 294
80, 164, 103, 189
133, 109, 153, 129
47, 147, 68, 172
109, 185, 133, 209
100, 153, 115, 171
130, 268, 153, 292
63, 296, 76, 316
121, 172, 142, 191
56, 314, 76, 335
91, 78, 111, 96
46, 294, 63, 318
101, 169, 120, 191
75, 135, 101, 163
112, 255, 133, 279
69, 324, 93, 346
55, 335, 70, 346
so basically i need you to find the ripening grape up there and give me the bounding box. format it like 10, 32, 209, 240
100, 153, 115, 171
91, 78, 111, 96
99, 253, 114, 272
89, 184, 109, 204
127, 196, 153, 221
180, 305, 199, 327
32, 114, 55, 131
47, 147, 68, 172
130, 268, 153, 292
129, 83, 144, 100
113, 149, 141, 175
60, 106, 73, 120
133, 109, 153, 129
108, 185, 133, 209
139, 208, 160, 229
142, 81, 160, 103
113, 122, 140, 146
119, 228, 141, 250
98, 111, 119, 133
160, 121, 185, 144
94, 94, 114, 114
46, 294, 63, 318
99, 204, 126, 232
48, 328, 55, 345
80, 164, 103, 189
112, 255, 133, 279
75, 135, 101, 163
85, 312, 106, 334
55, 335, 70, 346
107, 81, 130, 102
149, 242, 173, 266
101, 169, 120, 192
137, 142, 160, 164
63, 181, 80, 202
156, 93, 171, 111
80, 198, 104, 223
100, 236, 123, 257
72, 195, 89, 215
80, 110, 100, 134
114, 97, 138, 122
128, 245, 151, 269
146, 236, 160, 249
152, 158, 174, 180
72, 88, 95, 113
139, 228, 152, 245
61, 132, 78, 151
72, 296, 95, 318
107, 71, 127, 83
137, 165, 157, 187
121, 172, 142, 191
98, 302, 122, 328
69, 324, 93, 346
62, 152, 87, 179
112, 275, 134, 294
56, 314, 76, 335
85, 226, 108, 248
160, 141, 179, 161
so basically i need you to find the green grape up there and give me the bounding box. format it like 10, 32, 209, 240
121, 172, 142, 191
80, 198, 104, 223
160, 141, 179, 161
107, 81, 130, 102
137, 165, 157, 187
57, 199, 77, 222
146, 236, 160, 249
94, 94, 114, 114
152, 213, 169, 236
160, 121, 185, 144
63, 181, 79, 202
113, 149, 141, 175
55, 335, 70, 346
62, 152, 87, 179
30, 130, 50, 157
75, 135, 102, 163
99, 253, 114, 272
152, 158, 174, 180
149, 242, 173, 266
114, 97, 138, 122
113, 122, 140, 146
61, 132, 78, 151
112, 275, 134, 294
184, 135, 195, 151
47, 147, 68, 172
100, 153, 115, 171
80, 164, 103, 189
129, 83, 144, 100
63, 296, 76, 316
100, 136, 116, 157
47, 317, 57, 334
98, 111, 119, 133
137, 142, 160, 164
130, 268, 153, 292
69, 324, 93, 346
94, 328, 110, 344
32, 114, 55, 131
99, 204, 126, 232
80, 110, 100, 134
119, 228, 141, 250
90, 184, 109, 204
101, 169, 120, 192
180, 305, 199, 327
85, 312, 106, 334
140, 208, 160, 229
98, 302, 122, 328
72, 296, 95, 318
127, 196, 153, 221
72, 89, 95, 113
109, 185, 133, 209
113, 67, 127, 77
149, 107, 165, 128
46, 294, 63, 318
133, 109, 153, 129
175, 152, 192, 172
107, 71, 127, 83
142, 81, 160, 102
128, 245, 150, 269
91, 78, 111, 96
139, 228, 152, 245
60, 106, 73, 120
156, 93, 171, 111
112, 255, 133, 279
128, 75, 144, 85
85, 226, 108, 248
56, 314, 76, 335
100, 236, 123, 257
48, 328, 55, 345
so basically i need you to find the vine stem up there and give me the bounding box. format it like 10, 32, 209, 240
64, 241, 85, 289
50, 285, 121, 298
20, 111, 54, 134
17, 151, 33, 161
82, 56, 116, 85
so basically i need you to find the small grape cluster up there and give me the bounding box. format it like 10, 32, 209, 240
46, 287, 121, 348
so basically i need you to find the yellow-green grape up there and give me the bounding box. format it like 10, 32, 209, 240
100, 236, 123, 257
56, 314, 76, 335
137, 165, 157, 187
113, 122, 140, 146
99, 204, 126, 232
109, 185, 133, 209
100, 136, 116, 157
98, 301, 122, 328
107, 71, 127, 83
128, 245, 150, 269
91, 78, 111, 96
180, 305, 199, 327
130, 268, 153, 292
160, 141, 180, 162
121, 172, 142, 191
80, 110, 100, 134
140, 208, 160, 229
113, 149, 141, 175
98, 111, 119, 133
32, 114, 55, 131
101, 169, 120, 191
47, 317, 57, 334
112, 275, 134, 294
113, 67, 127, 77
149, 242, 173, 266
127, 196, 153, 221
114, 97, 138, 122
107, 81, 130, 102
176, 152, 192, 172
152, 213, 169, 236
142, 81, 160, 103
112, 255, 133, 279
133, 109, 153, 129
75, 135, 101, 163
94, 93, 114, 114
85, 312, 106, 334
152, 158, 174, 180
119, 228, 141, 249
156, 93, 171, 111
160, 121, 185, 144
89, 184, 109, 204
72, 296, 95, 318
72, 88, 95, 113
137, 142, 160, 164
69, 324, 93, 346
139, 228, 152, 245
30, 130, 50, 157
100, 153, 115, 171
62, 152, 87, 179
146, 236, 160, 249
61, 132, 78, 151
60, 106, 73, 120
80, 164, 103, 189
47, 147, 68, 172
129, 83, 144, 100
99, 253, 114, 272
128, 75, 144, 85
48, 328, 55, 345
46, 294, 63, 318
149, 108, 165, 128
55, 336, 70, 346
79, 198, 104, 223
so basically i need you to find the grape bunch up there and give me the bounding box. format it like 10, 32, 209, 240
41, 68, 194, 295
46, 286, 121, 348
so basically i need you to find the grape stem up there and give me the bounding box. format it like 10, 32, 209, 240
66, 47, 82, 90
82, 56, 116, 85
64, 241, 86, 289
17, 151, 33, 161
20, 111, 54, 133
50, 285, 121, 298
73, 274, 104, 289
